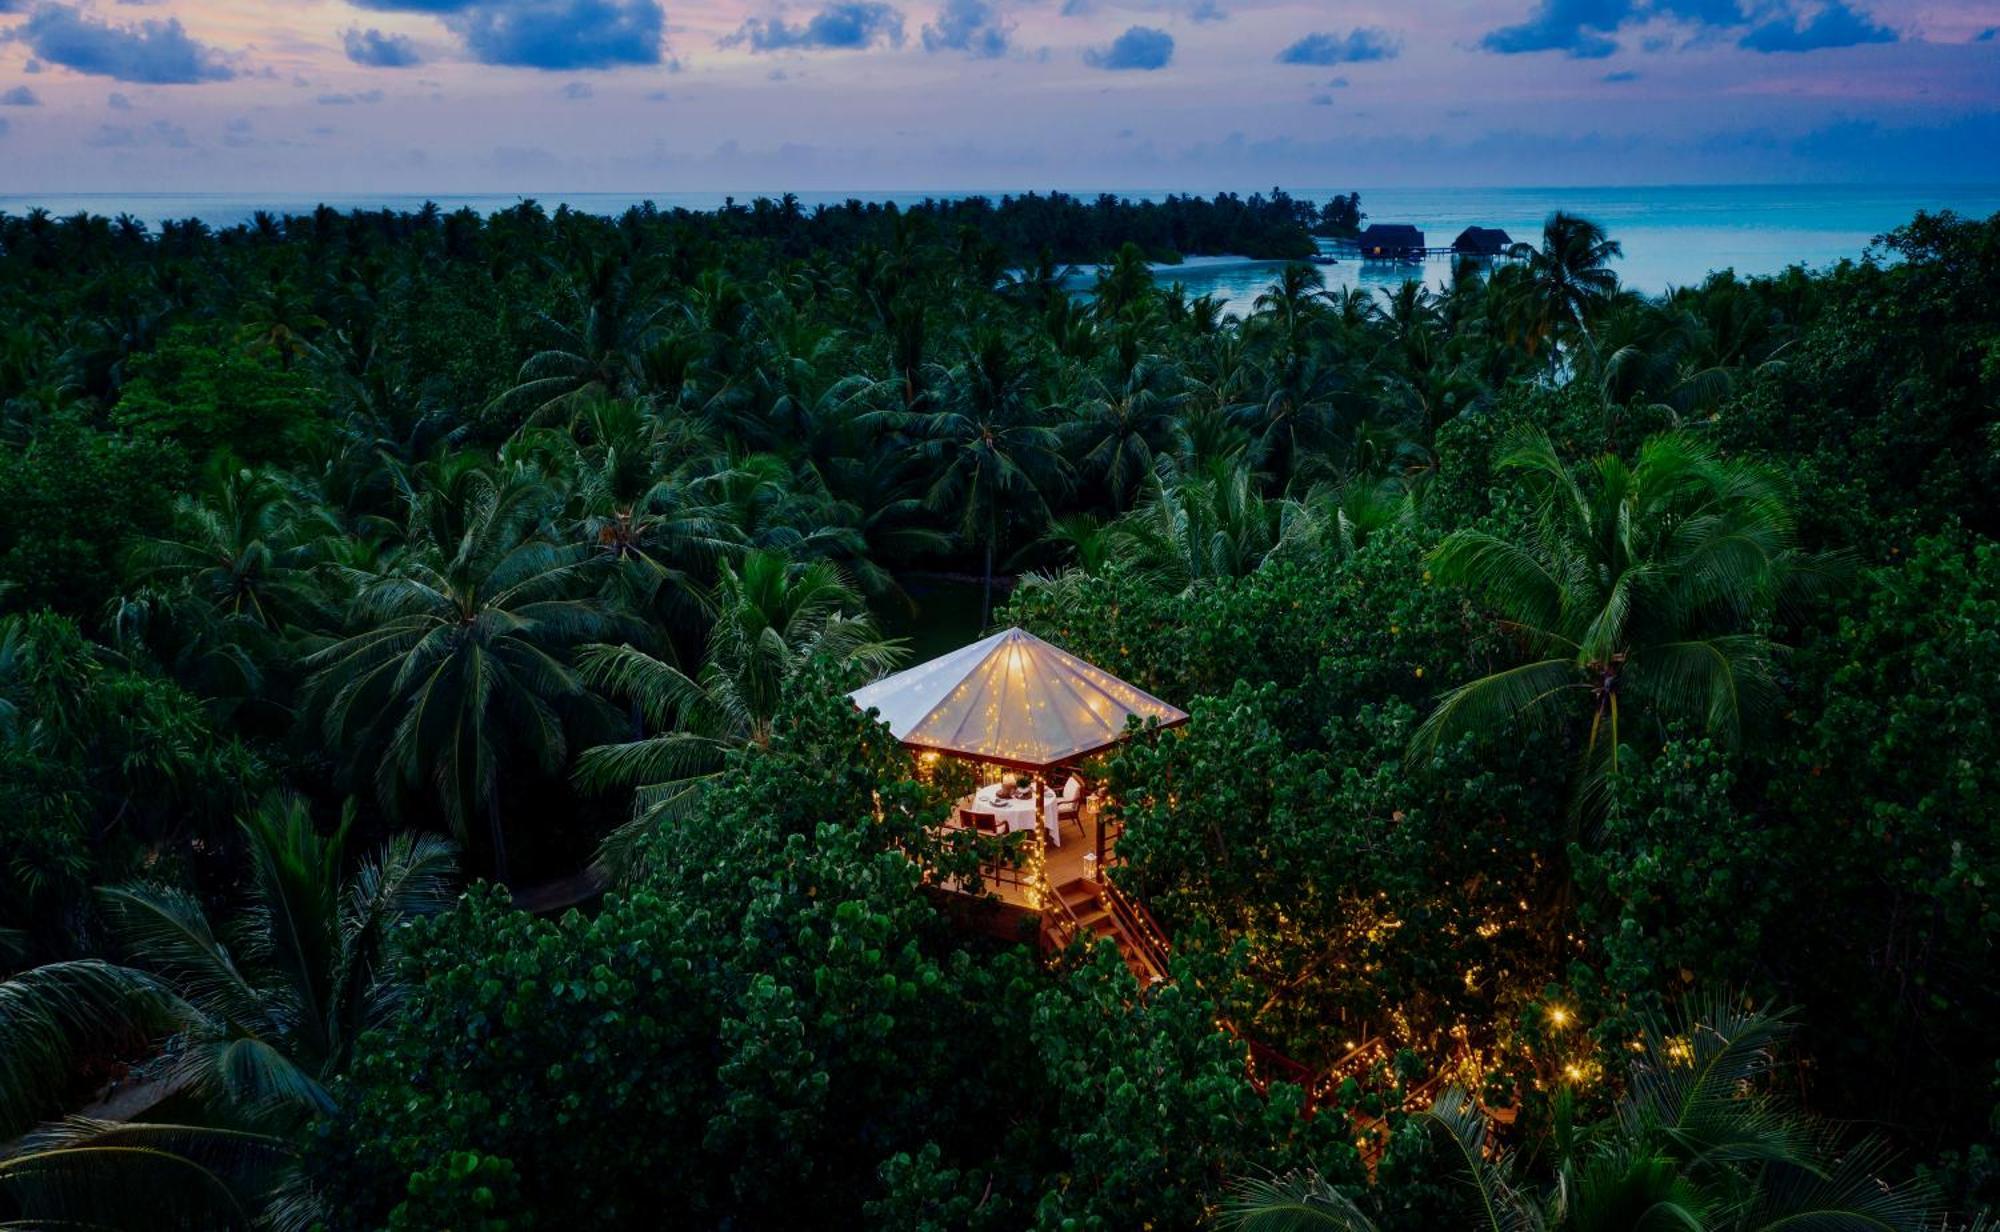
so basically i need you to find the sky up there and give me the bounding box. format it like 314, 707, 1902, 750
0, 0, 1997, 192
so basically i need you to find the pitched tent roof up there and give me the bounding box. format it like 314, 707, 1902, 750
848, 627, 1189, 770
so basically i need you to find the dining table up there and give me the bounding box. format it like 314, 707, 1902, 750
968, 781, 1062, 846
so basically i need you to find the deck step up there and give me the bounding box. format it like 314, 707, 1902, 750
1054, 877, 1099, 903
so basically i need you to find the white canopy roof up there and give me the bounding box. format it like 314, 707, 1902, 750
849, 627, 1188, 769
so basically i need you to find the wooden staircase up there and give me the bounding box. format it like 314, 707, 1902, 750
1051, 876, 1168, 986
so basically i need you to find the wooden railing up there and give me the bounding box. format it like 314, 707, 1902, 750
938, 816, 1036, 897
1046, 885, 1087, 950
1099, 876, 1171, 979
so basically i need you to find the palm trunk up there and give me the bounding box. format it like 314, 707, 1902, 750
487, 795, 510, 886
981, 535, 995, 630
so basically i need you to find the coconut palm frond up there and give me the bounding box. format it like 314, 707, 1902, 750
0, 962, 188, 1141
0, 1119, 295, 1231
1414, 1087, 1543, 1232
93, 887, 264, 1034
1217, 1172, 1380, 1231
1739, 1134, 1936, 1232
1408, 659, 1585, 767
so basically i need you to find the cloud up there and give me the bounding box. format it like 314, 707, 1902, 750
349, 0, 477, 11
1480, 0, 1632, 58
317, 89, 386, 104
1084, 25, 1171, 70
452, 0, 666, 68
1276, 28, 1399, 65
0, 86, 39, 105
562, 79, 593, 97
1976, 27, 1996, 42
87, 118, 191, 146
645, 87, 670, 99
107, 91, 131, 108
0, 119, 8, 137
921, 0, 1008, 57
729, 3, 906, 51
1308, 92, 1335, 105
343, 27, 423, 67
8, 4, 234, 83
1602, 68, 1638, 80
1479, 0, 1891, 58
223, 116, 252, 147
1739, 1, 1896, 53
1189, 0, 1224, 22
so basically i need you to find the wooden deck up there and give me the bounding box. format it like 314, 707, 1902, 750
933, 799, 1172, 985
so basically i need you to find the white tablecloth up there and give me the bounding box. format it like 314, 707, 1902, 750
971, 783, 1062, 846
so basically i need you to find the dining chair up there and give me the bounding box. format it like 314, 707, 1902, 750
1057, 774, 1086, 841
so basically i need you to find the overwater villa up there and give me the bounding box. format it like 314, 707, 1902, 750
1452, 225, 1514, 257
1358, 223, 1426, 258
849, 627, 1185, 983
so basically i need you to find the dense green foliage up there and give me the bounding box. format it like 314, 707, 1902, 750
1, 195, 1997, 1228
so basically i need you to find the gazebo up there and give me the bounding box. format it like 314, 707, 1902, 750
849, 627, 1187, 908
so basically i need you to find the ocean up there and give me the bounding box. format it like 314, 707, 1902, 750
4, 184, 1996, 314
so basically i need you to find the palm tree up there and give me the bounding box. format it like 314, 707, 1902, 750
0, 799, 449, 1230
1093, 242, 1156, 318
1066, 352, 1186, 510
235, 281, 325, 371
95, 794, 457, 1118
1223, 999, 1933, 1232
574, 550, 905, 872
1108, 457, 1319, 594
1408, 429, 1833, 807
1001, 246, 1077, 313
116, 465, 332, 711
493, 249, 674, 424
1231, 349, 1348, 483
1503, 212, 1624, 364
566, 399, 738, 632
1251, 263, 1333, 363
307, 468, 629, 879
874, 329, 1065, 625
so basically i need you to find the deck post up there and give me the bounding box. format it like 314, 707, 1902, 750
1040, 768, 1056, 884
1091, 774, 1106, 880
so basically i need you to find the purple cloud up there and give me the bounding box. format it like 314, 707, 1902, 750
1739, 1, 1896, 53
343, 27, 423, 67
1085, 25, 1173, 70
1276, 28, 1400, 65
922, 0, 1008, 58
453, 0, 666, 68
9, 4, 233, 83
729, 3, 907, 52
1481, 0, 1632, 58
